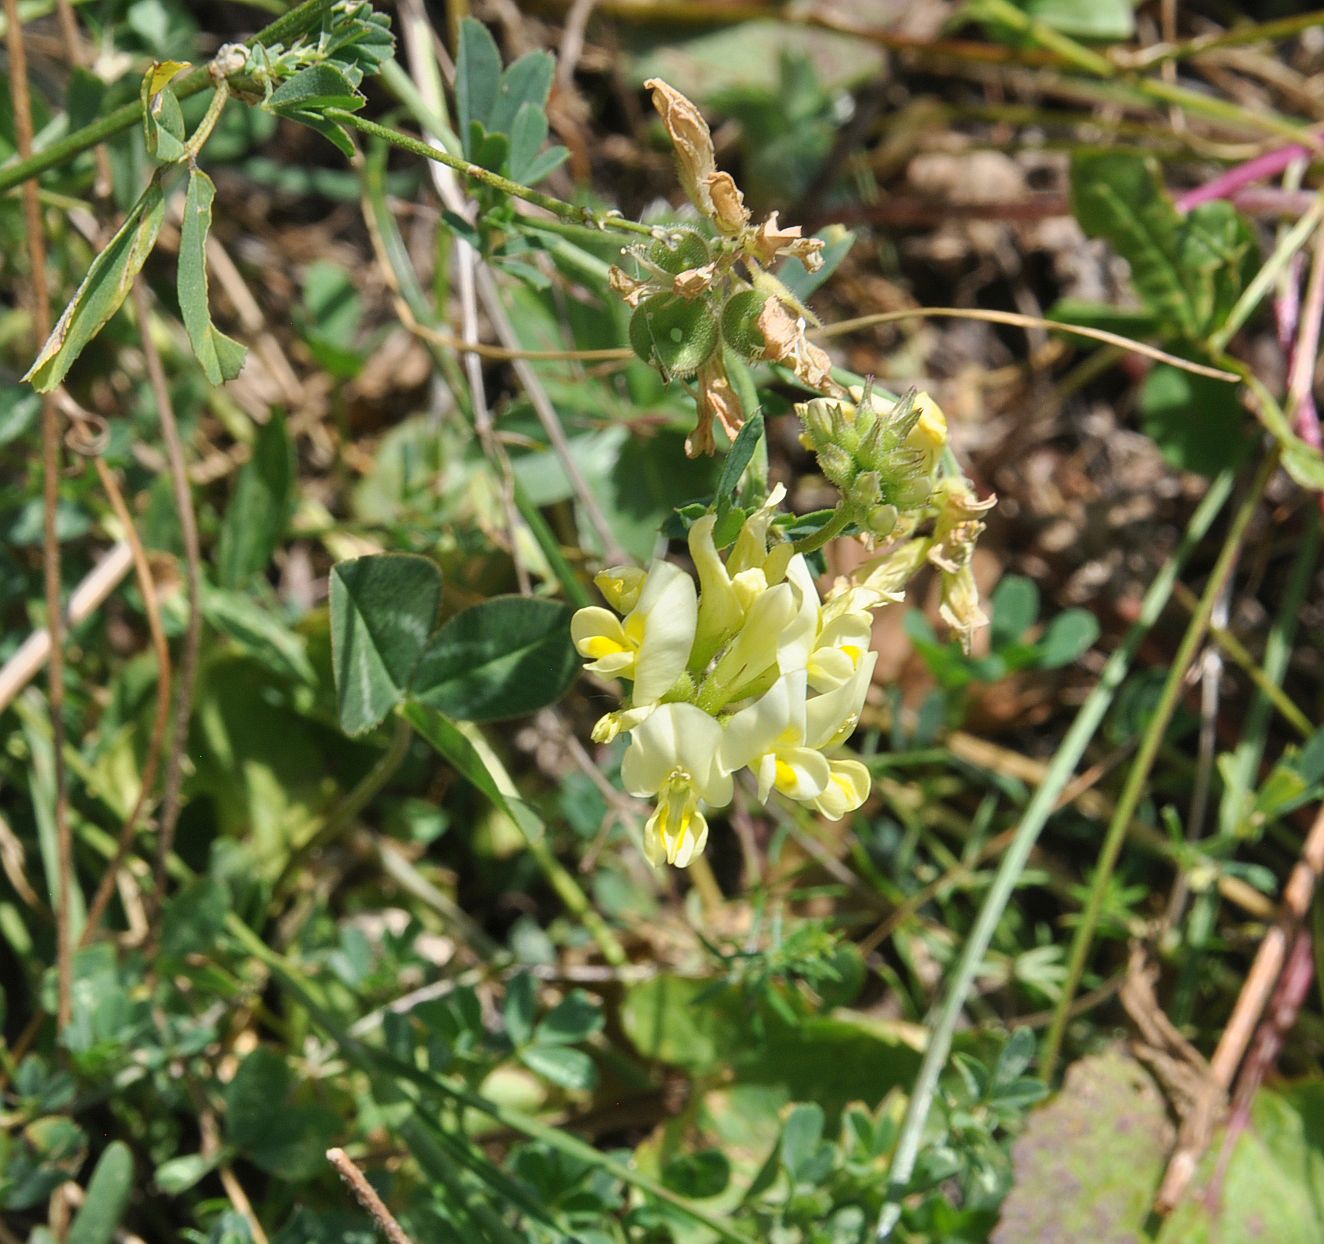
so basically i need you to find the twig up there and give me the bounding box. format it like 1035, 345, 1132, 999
1157, 802, 1324, 1210
131, 282, 202, 945
1286, 209, 1324, 451
81, 458, 173, 941
821, 307, 1240, 382
0, 542, 133, 715
6, 0, 72, 1030
397, 0, 531, 593
1210, 927, 1315, 1204
326, 1148, 416, 1244
1175, 135, 1321, 213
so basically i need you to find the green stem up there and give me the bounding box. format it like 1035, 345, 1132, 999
0, 0, 339, 195
792, 507, 851, 556
182, 79, 231, 162
874, 466, 1238, 1241
1039, 449, 1278, 1080
325, 107, 655, 237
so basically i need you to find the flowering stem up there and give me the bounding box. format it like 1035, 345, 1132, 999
875, 465, 1239, 1241
0, 0, 339, 194
791, 507, 851, 556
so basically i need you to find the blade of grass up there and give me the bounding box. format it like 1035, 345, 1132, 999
875, 465, 1238, 1240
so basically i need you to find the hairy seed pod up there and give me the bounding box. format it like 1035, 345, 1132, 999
647, 229, 712, 276
719, 289, 769, 360
629, 293, 719, 379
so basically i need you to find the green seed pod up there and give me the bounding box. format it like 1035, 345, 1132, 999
647, 229, 712, 276
815, 442, 855, 489
629, 294, 719, 379
719, 289, 769, 360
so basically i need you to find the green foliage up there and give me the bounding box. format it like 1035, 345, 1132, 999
24, 174, 170, 392
412, 596, 578, 722
1070, 153, 1258, 346
330, 554, 443, 735
907, 574, 1099, 710
66, 1142, 134, 1244
6, 4, 1324, 1242
216, 414, 295, 588
179, 169, 248, 383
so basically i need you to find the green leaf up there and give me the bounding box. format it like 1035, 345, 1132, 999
491, 51, 555, 136
714, 411, 765, 515
1021, 0, 1135, 40
139, 61, 190, 163
1071, 154, 1193, 336
1178, 201, 1259, 341
504, 973, 537, 1048
203, 589, 315, 685
155, 1153, 220, 1196
508, 100, 550, 185
537, 990, 604, 1046
330, 554, 443, 735
67, 1141, 133, 1244
1037, 609, 1100, 669
519, 1043, 597, 1091
25, 175, 170, 392
224, 1047, 340, 1181
178, 169, 247, 385
215, 414, 295, 589
145, 89, 188, 163
990, 575, 1039, 648
994, 1049, 1170, 1244
457, 18, 503, 155
662, 1150, 731, 1199
1070, 154, 1257, 344
266, 64, 364, 114
1139, 363, 1252, 477
410, 596, 577, 722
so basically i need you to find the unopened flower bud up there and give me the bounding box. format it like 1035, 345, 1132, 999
594, 565, 647, 614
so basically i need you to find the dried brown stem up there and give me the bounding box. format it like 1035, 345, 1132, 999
326, 1148, 416, 1244
1158, 800, 1324, 1210
82, 458, 174, 942
131, 283, 203, 946
6, 0, 73, 1031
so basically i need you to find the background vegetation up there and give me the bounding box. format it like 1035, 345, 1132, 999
2, 1, 1324, 1241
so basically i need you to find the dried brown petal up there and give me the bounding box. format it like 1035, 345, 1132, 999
706, 171, 751, 235
750, 211, 825, 270
686, 354, 746, 457
757, 298, 841, 395
672, 262, 718, 298
608, 265, 652, 308
645, 78, 717, 218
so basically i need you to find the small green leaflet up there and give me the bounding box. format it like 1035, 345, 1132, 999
179, 169, 247, 385
329, 554, 443, 735
25, 173, 172, 392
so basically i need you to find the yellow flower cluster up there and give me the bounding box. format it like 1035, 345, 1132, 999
571, 490, 876, 868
